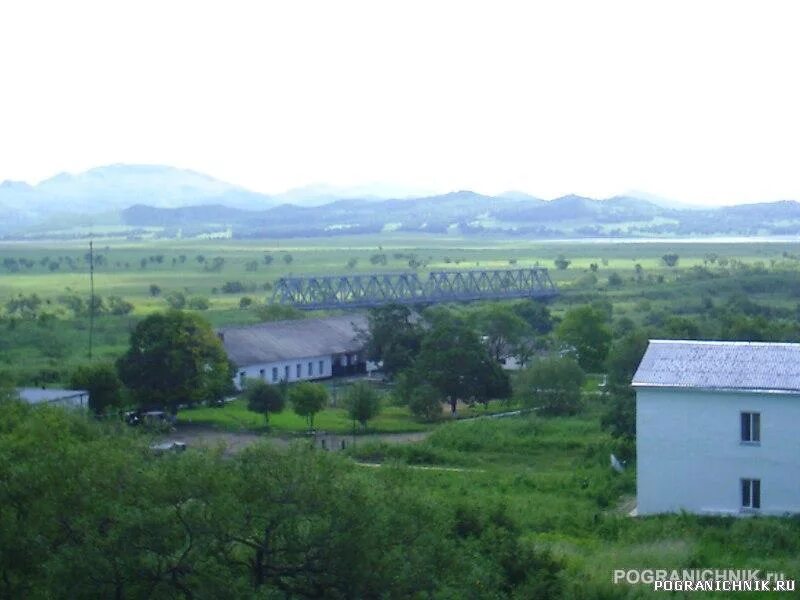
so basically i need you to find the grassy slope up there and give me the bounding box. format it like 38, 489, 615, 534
350, 408, 800, 598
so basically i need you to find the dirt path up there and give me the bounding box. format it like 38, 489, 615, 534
163, 424, 431, 456
166, 409, 525, 456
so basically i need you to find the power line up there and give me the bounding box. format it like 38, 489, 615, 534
88, 239, 95, 359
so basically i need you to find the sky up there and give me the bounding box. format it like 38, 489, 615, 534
1, 0, 799, 205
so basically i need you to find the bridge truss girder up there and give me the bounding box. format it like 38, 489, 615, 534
272, 267, 557, 310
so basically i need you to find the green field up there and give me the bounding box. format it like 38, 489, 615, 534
4, 234, 800, 385
179, 395, 524, 434
180, 399, 431, 433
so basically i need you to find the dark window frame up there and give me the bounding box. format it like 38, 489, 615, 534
740, 412, 761, 443
741, 478, 761, 509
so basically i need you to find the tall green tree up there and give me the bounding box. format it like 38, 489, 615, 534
116, 310, 233, 413
244, 380, 286, 426
471, 304, 531, 362
556, 305, 611, 372
515, 356, 585, 416
602, 330, 648, 454
69, 362, 122, 416
661, 253, 679, 267
606, 330, 650, 388
342, 381, 381, 430
289, 382, 328, 431
415, 315, 511, 408
363, 304, 424, 377
513, 300, 553, 334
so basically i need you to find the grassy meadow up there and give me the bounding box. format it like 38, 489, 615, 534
4, 233, 800, 384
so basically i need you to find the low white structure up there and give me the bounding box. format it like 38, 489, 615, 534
633, 340, 800, 516
16, 388, 89, 409
218, 314, 369, 390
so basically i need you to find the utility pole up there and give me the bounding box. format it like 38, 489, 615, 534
88, 240, 95, 359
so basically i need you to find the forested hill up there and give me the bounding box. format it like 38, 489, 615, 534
4, 164, 800, 238
117, 195, 800, 239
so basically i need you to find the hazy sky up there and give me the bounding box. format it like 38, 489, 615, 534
1, 0, 799, 205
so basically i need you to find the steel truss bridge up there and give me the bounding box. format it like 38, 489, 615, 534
272, 267, 557, 310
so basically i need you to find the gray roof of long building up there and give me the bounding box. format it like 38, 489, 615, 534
17, 388, 89, 403
632, 340, 800, 393
219, 314, 369, 366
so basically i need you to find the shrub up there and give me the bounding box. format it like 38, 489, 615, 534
107, 296, 134, 316
515, 356, 585, 416
222, 281, 245, 294
165, 291, 186, 309
342, 382, 381, 429
408, 383, 442, 421
188, 296, 210, 310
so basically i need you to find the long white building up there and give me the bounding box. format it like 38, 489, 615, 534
218, 314, 369, 390
633, 340, 800, 516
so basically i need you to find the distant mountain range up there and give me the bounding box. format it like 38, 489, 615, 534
3, 164, 800, 239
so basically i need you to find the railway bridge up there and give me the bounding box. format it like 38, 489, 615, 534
272, 267, 557, 310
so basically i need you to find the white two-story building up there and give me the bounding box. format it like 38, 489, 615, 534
632, 340, 800, 516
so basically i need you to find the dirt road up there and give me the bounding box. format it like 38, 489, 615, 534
162, 424, 430, 456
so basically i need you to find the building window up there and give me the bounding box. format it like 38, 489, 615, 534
284, 365, 290, 381
296, 363, 302, 378
308, 361, 313, 375
319, 360, 324, 374
741, 478, 761, 509
259, 368, 265, 379
741, 412, 760, 443
272, 367, 278, 383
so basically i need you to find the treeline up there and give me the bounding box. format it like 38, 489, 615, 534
0, 399, 564, 598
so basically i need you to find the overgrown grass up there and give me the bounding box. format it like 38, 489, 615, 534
348, 411, 800, 597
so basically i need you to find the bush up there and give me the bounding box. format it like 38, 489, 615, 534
256, 304, 304, 322
244, 379, 286, 425
165, 291, 186, 309
107, 296, 134, 316
408, 383, 442, 421
342, 382, 381, 429
554, 255, 571, 270
69, 362, 122, 415
187, 296, 210, 310
515, 356, 585, 416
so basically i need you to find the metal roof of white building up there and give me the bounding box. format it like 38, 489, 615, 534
218, 314, 368, 367
632, 340, 800, 393
17, 388, 89, 404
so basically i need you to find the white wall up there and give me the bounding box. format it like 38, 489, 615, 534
234, 355, 332, 390
636, 387, 800, 516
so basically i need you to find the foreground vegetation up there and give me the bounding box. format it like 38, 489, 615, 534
348, 411, 800, 597
3, 398, 798, 598
0, 399, 564, 599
